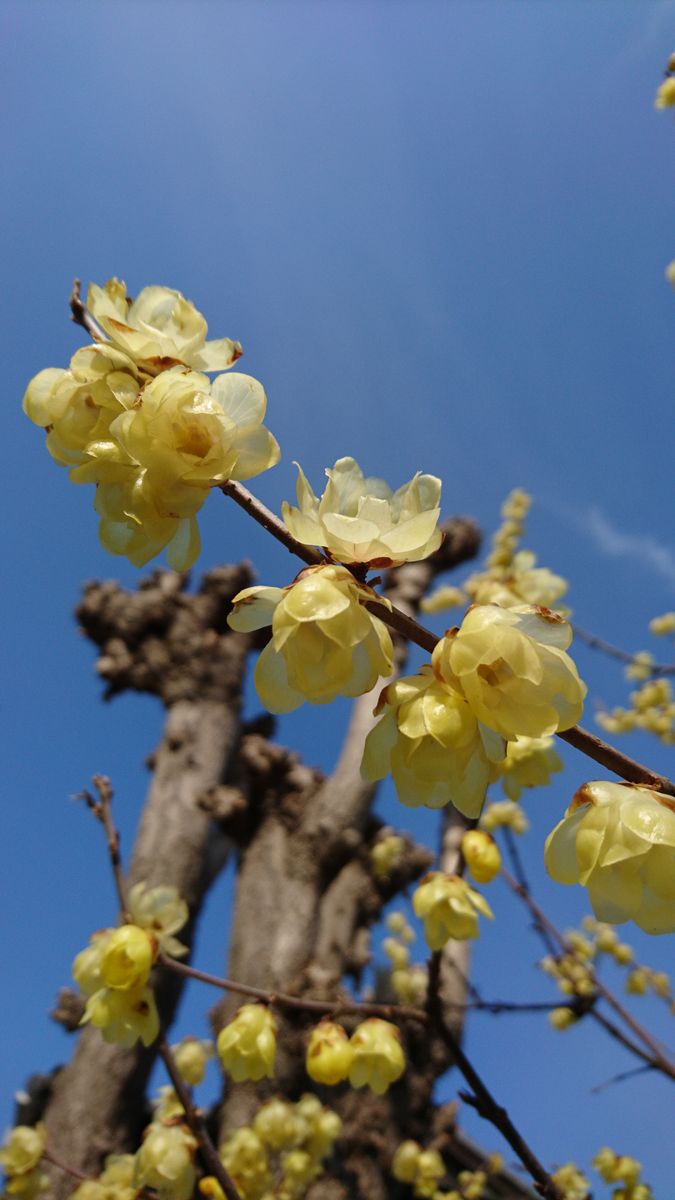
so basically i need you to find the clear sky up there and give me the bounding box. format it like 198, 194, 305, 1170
2, 1, 675, 1194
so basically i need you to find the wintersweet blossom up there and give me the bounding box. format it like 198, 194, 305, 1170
413, 873, 493, 947
306, 1020, 354, 1085
171, 1037, 214, 1086
99, 924, 154, 990
217, 1004, 277, 1082
500, 735, 563, 801
281, 456, 442, 566
82, 983, 160, 1048
228, 564, 393, 713
134, 1123, 197, 1200
544, 781, 675, 934
348, 1018, 405, 1094
70, 1154, 136, 1200
127, 882, 189, 958
23, 345, 142, 470
361, 667, 505, 817
433, 604, 586, 740
87, 278, 242, 373
0, 1126, 46, 1180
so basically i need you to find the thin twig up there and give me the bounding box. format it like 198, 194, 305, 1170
79, 775, 130, 921
500, 867, 675, 1082
572, 624, 675, 677
158, 1038, 242, 1200
590, 1063, 654, 1095
69, 279, 105, 342
426, 952, 565, 1200
42, 1147, 93, 1183
220, 480, 675, 798
158, 953, 563, 1019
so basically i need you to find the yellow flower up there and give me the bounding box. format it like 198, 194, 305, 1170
0, 1126, 46, 1178
134, 1123, 197, 1200
361, 667, 505, 817
70, 1154, 136, 1200
370, 833, 405, 879
171, 1037, 214, 1086
228, 564, 393, 713
99, 925, 155, 990
500, 735, 563, 800
551, 1163, 590, 1199
87, 279, 242, 373
217, 1004, 277, 1082
23, 345, 142, 470
544, 781, 675, 934
281, 456, 442, 566
548, 1007, 578, 1031
220, 1127, 273, 1197
348, 1018, 405, 1094
77, 367, 278, 571
252, 1099, 305, 1152
81, 982, 160, 1047
72, 929, 115, 996
305, 1020, 354, 1086
655, 77, 675, 109
434, 604, 586, 740
413, 873, 493, 948
128, 883, 189, 959
461, 830, 501, 883
480, 798, 529, 835
391, 1141, 422, 1184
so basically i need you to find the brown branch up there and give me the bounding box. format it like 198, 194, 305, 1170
572, 624, 675, 677
69, 279, 105, 342
42, 1148, 93, 1183
160, 953, 573, 1022
220, 481, 675, 798
157, 1038, 242, 1200
426, 953, 565, 1200
500, 867, 675, 1082
79, 775, 130, 920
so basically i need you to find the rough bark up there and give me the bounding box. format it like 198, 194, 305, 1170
42, 565, 253, 1194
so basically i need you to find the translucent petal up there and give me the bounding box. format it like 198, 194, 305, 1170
544, 807, 589, 884
166, 517, 201, 571
191, 337, 243, 371
228, 587, 284, 632
211, 373, 267, 431
254, 642, 304, 714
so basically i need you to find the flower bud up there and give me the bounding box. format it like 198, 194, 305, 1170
305, 1020, 353, 1085
461, 830, 501, 883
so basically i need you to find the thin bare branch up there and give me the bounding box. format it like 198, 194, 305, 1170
79, 776, 130, 920
501, 866, 675, 1082
572, 623, 675, 677
42, 1148, 93, 1183
158, 1039, 242, 1200
426, 953, 565, 1200
69, 279, 105, 342
220, 481, 675, 799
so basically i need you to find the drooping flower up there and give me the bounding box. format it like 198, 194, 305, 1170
413, 873, 493, 948
306, 1020, 354, 1086
281, 457, 442, 566
348, 1018, 405, 1094
171, 1037, 214, 1087
433, 604, 586, 740
81, 982, 160, 1048
361, 667, 505, 817
499, 734, 563, 801
87, 278, 242, 373
228, 564, 393, 713
544, 781, 675, 934
134, 1123, 197, 1200
0, 1126, 46, 1180
217, 1004, 277, 1082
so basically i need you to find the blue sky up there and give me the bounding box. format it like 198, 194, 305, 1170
2, 1, 675, 1193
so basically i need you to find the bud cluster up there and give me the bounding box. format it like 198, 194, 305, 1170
382, 911, 428, 1005
0, 1124, 48, 1200
200, 1094, 342, 1200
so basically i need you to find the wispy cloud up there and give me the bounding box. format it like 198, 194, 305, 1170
586, 507, 675, 590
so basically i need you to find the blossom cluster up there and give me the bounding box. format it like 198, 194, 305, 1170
72, 882, 188, 1047
24, 281, 280, 569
